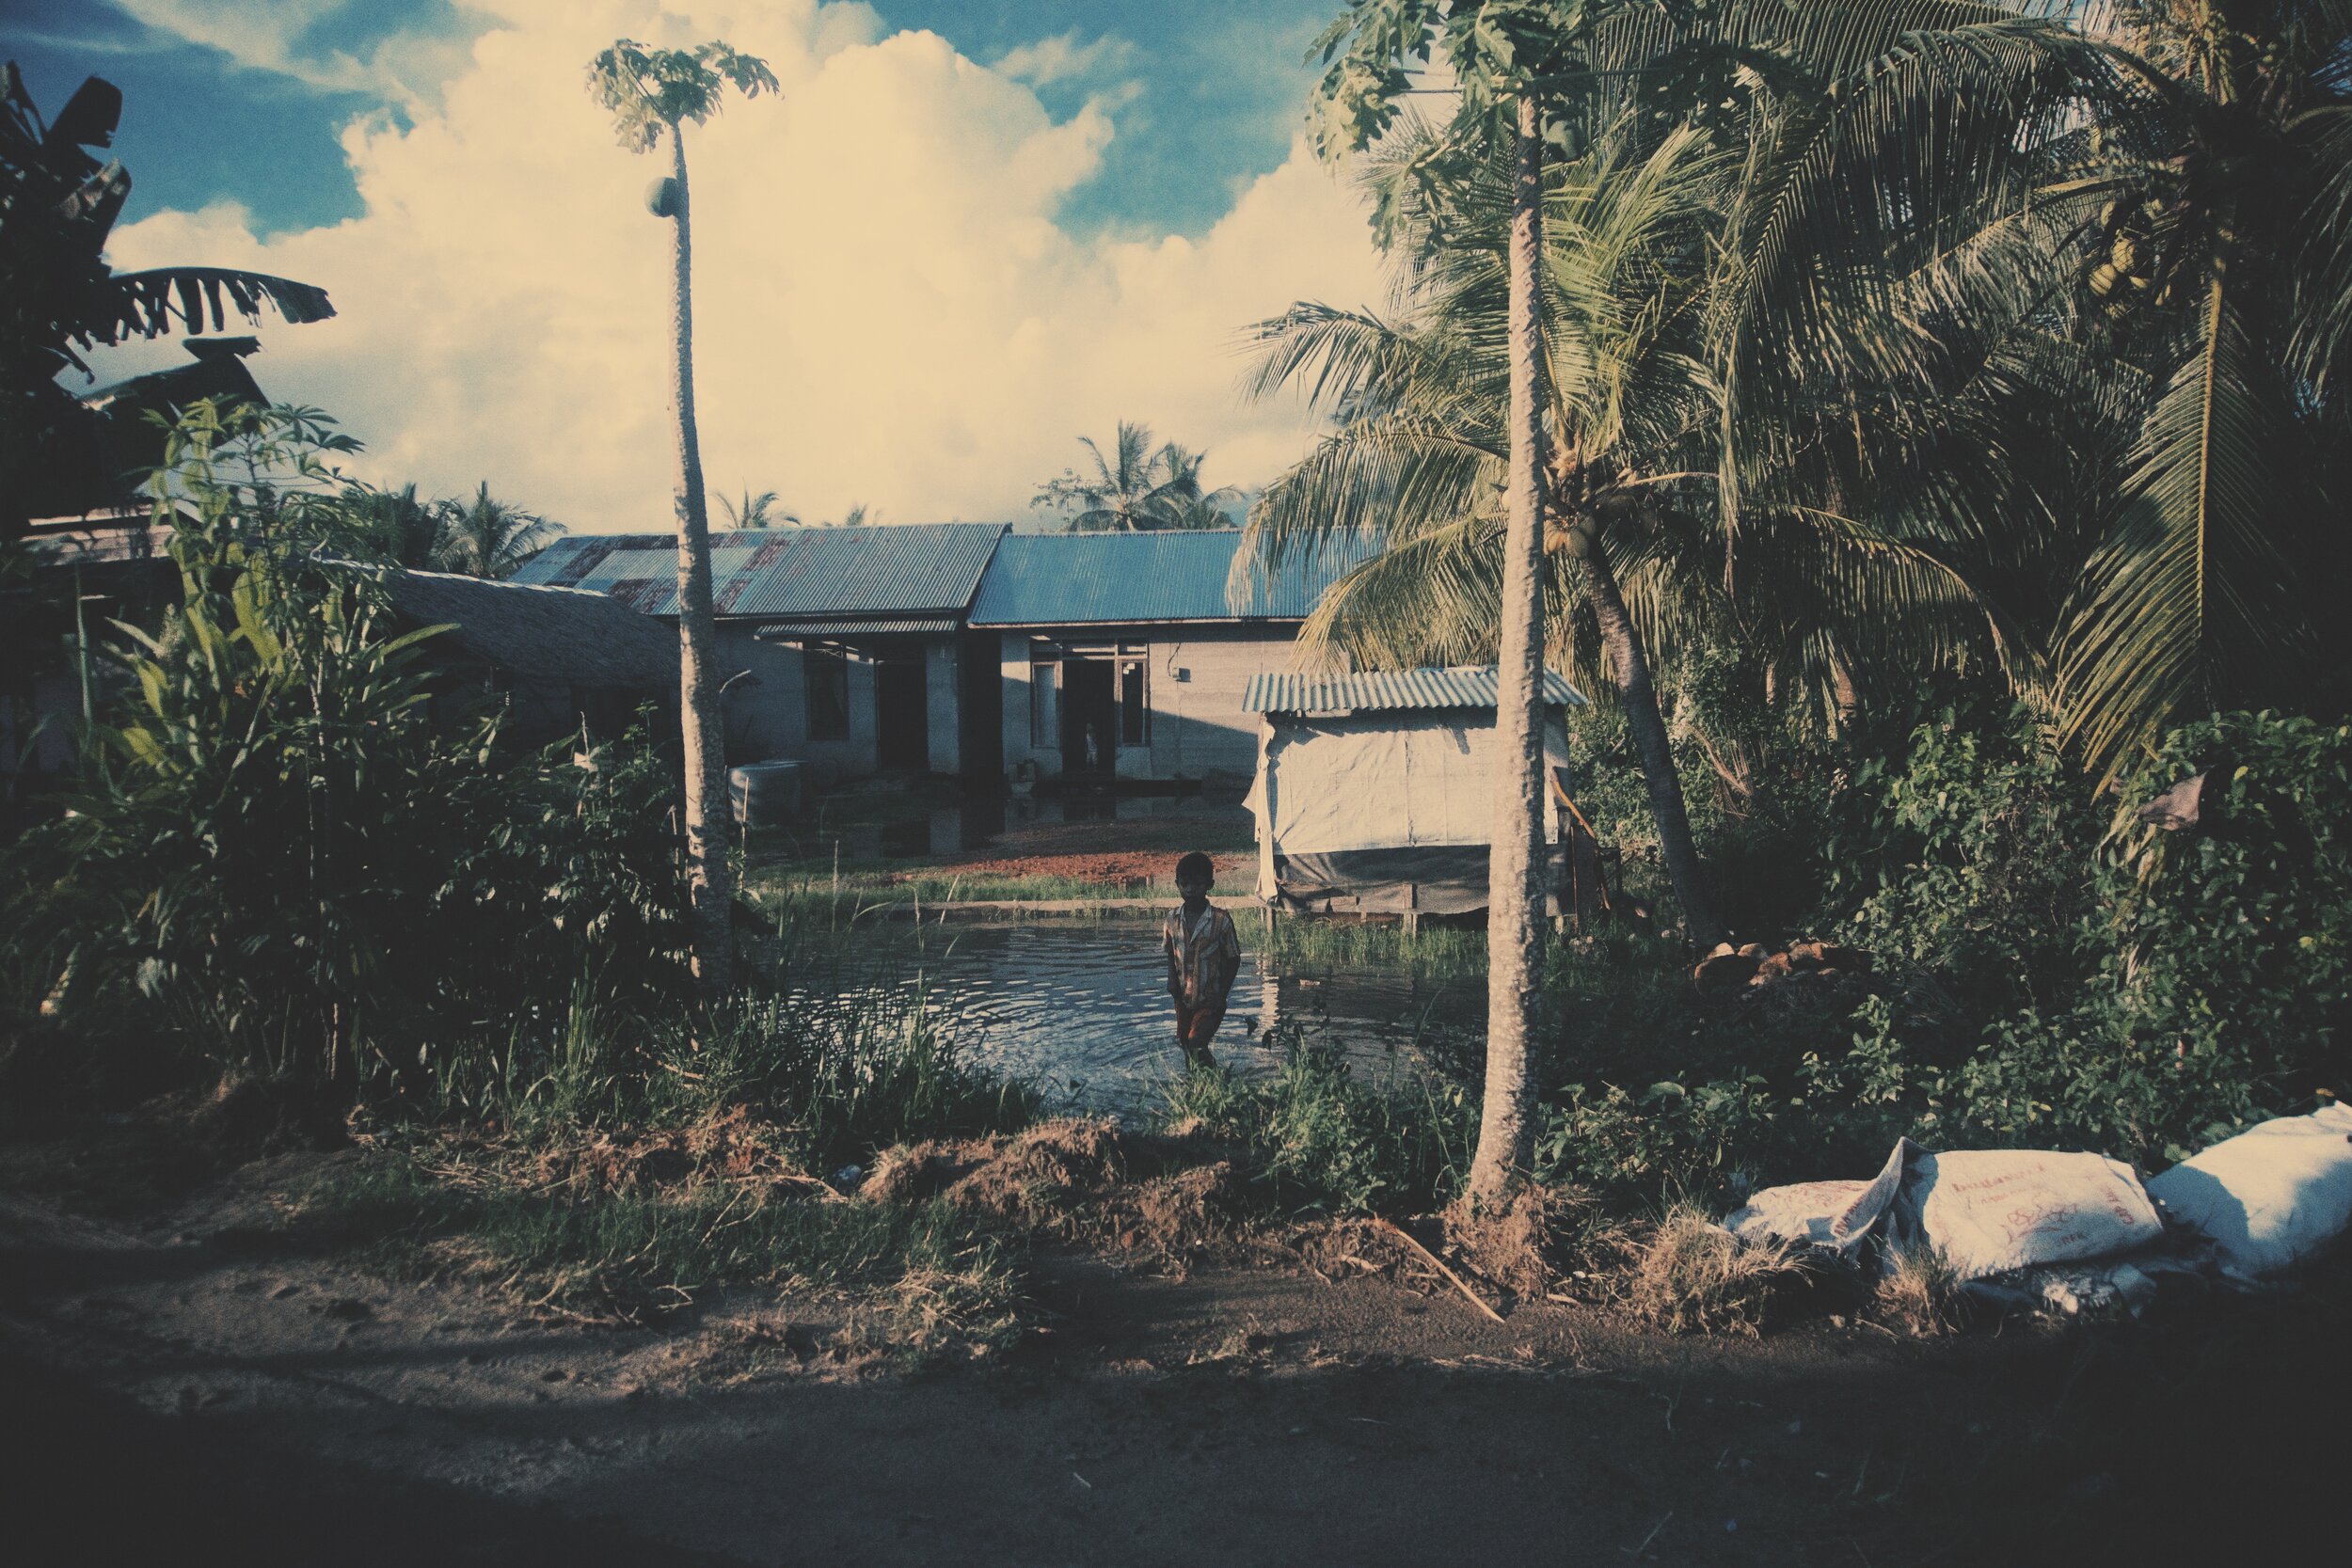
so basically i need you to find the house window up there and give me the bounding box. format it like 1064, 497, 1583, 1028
1118, 653, 1148, 746
805, 647, 850, 741
1028, 645, 1059, 748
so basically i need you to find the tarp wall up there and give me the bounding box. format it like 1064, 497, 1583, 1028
1247, 708, 1573, 911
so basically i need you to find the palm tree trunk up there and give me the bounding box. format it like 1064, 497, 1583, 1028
1469, 94, 1549, 1205
665, 121, 734, 998
1581, 543, 1724, 949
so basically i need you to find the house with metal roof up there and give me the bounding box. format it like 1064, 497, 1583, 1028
967, 531, 1377, 785
512, 523, 1008, 786
1241, 665, 1591, 918
381, 569, 679, 747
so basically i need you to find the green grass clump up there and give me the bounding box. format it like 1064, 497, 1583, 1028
1152, 1031, 1478, 1216
1258, 917, 1490, 981
306, 1157, 1023, 1346
415, 927, 1044, 1180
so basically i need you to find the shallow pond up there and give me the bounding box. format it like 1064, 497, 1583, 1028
870, 922, 1476, 1112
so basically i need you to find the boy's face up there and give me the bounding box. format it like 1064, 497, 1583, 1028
1176, 872, 1212, 902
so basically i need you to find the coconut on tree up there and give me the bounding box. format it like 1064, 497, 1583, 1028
585, 38, 778, 999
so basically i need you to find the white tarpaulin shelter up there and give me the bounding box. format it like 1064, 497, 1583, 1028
1241, 666, 1587, 915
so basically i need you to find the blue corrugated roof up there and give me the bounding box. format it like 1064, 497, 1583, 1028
1244, 666, 1586, 714
967, 530, 1375, 626
509, 524, 1007, 619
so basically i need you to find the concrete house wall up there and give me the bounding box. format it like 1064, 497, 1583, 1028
997, 625, 1300, 783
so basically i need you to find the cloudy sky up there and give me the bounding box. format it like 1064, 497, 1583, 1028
8, 0, 1396, 531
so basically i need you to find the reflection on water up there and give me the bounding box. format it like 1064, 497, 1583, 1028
864, 923, 1474, 1112
816, 791, 1249, 861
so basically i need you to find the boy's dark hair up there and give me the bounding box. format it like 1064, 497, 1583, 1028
1174, 851, 1215, 885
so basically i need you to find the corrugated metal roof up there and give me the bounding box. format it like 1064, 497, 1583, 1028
510, 524, 1007, 619
753, 616, 959, 638
1243, 666, 1586, 714
509, 533, 671, 587
384, 569, 677, 686
967, 530, 1376, 626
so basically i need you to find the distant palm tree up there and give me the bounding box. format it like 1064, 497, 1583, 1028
719, 488, 788, 529
1032, 421, 1222, 531
435, 481, 562, 578
337, 482, 444, 568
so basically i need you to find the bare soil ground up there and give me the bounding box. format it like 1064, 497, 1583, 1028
4, 1131, 2344, 1568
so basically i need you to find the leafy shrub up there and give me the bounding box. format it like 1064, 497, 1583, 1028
1152, 1026, 1477, 1215
0, 403, 688, 1092
1810, 705, 2352, 1164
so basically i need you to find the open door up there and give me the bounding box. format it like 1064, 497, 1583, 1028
875, 655, 929, 771
1058, 657, 1116, 775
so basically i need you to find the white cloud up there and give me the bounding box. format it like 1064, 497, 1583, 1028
94, 0, 1388, 532
106, 0, 466, 105
990, 31, 1137, 88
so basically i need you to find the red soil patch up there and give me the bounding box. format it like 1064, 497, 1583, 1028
887, 848, 1251, 890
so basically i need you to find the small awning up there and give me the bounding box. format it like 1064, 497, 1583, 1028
754, 616, 960, 639
1244, 665, 1585, 714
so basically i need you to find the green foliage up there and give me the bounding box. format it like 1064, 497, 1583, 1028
1152, 1028, 1478, 1215
1823, 699, 2102, 1017
1029, 420, 1235, 532
585, 39, 779, 152
0, 403, 688, 1085
1808, 704, 2352, 1164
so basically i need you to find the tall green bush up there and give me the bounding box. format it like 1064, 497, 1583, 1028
2, 403, 688, 1089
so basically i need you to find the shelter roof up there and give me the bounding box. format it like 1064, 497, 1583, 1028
753, 616, 961, 639
1244, 666, 1586, 715
967, 530, 1376, 627
509, 524, 1008, 620
386, 569, 677, 687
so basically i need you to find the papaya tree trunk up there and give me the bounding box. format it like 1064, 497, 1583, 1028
664, 121, 734, 998
1469, 93, 1550, 1205
1581, 540, 1723, 949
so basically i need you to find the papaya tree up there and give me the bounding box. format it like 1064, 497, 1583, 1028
586, 39, 778, 999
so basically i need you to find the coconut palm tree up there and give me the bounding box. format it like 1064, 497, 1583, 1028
586, 38, 778, 998
2043, 1, 2352, 775
1686, 1, 2352, 776
1031, 421, 1219, 531
1308, 0, 1592, 1202
435, 481, 563, 578
2, 63, 334, 535
719, 488, 788, 529
336, 482, 445, 569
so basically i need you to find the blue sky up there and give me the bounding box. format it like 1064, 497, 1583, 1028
8, 2, 1389, 531
5, 1, 1340, 241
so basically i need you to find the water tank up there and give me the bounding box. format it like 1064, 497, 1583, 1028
728, 761, 803, 827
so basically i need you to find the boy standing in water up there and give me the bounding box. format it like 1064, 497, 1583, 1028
1163, 850, 1241, 1066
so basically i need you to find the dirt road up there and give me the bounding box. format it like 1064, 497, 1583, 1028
3, 1162, 2341, 1567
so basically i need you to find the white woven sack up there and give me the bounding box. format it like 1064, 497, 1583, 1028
1724, 1180, 1876, 1247
1907, 1149, 2163, 1279
2146, 1103, 2352, 1282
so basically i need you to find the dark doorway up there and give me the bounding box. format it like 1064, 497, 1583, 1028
875, 656, 929, 771
1059, 657, 1116, 775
